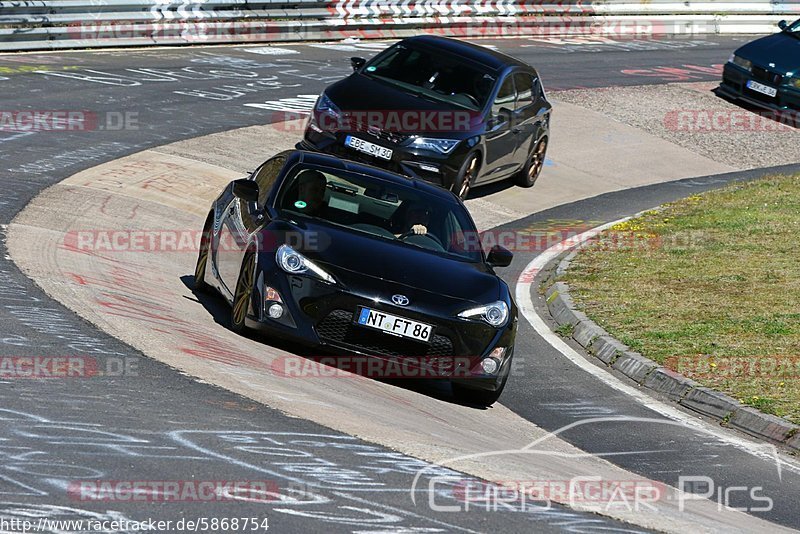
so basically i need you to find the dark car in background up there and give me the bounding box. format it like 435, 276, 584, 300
300, 35, 551, 200
719, 18, 800, 114
195, 150, 518, 405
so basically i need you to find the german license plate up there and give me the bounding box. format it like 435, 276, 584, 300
357, 307, 433, 342
746, 80, 777, 97
345, 136, 393, 160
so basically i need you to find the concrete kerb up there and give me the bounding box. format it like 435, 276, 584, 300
538, 240, 800, 454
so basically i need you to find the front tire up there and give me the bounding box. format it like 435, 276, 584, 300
194, 213, 213, 293
230, 251, 256, 335
515, 137, 548, 188
451, 153, 479, 201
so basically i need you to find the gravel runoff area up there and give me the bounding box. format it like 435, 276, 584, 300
553, 82, 800, 170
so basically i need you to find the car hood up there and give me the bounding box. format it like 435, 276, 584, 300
266, 219, 500, 304
325, 74, 483, 136
736, 32, 800, 72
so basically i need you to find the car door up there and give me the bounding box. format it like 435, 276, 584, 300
482, 74, 518, 180
216, 156, 285, 298
510, 71, 540, 169
516, 72, 553, 164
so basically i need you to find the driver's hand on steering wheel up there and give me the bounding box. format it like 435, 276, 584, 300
410, 224, 428, 235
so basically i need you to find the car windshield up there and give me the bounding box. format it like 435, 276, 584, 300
362, 44, 496, 111
788, 18, 800, 32
276, 164, 482, 262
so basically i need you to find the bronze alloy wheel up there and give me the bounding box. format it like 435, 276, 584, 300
231, 252, 255, 334
516, 138, 548, 188
453, 154, 479, 200
194, 214, 213, 293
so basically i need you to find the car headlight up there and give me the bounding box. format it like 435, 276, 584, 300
729, 54, 752, 72
276, 245, 335, 284
407, 137, 460, 154
458, 301, 509, 327
315, 93, 341, 117
790, 76, 800, 90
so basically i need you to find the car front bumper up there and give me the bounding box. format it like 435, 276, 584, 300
300, 125, 470, 191
720, 62, 800, 112
246, 266, 516, 391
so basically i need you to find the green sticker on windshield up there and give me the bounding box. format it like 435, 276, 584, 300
366, 66, 377, 72
294, 201, 307, 209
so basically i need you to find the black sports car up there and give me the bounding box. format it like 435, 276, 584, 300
300, 35, 551, 200
195, 150, 517, 405
719, 18, 800, 113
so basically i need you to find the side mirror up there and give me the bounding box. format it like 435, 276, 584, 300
489, 107, 513, 129
497, 107, 513, 121
778, 20, 788, 30
486, 245, 513, 268
351, 57, 367, 72
232, 179, 259, 203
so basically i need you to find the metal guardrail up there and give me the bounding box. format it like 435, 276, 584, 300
0, 0, 798, 51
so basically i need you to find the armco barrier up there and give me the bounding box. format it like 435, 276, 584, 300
0, 1, 797, 52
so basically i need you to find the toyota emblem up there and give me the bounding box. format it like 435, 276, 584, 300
392, 294, 410, 306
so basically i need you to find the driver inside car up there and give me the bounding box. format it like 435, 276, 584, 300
395, 203, 430, 237
296, 169, 329, 217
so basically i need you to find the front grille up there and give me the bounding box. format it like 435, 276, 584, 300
316, 309, 456, 372
746, 89, 779, 105
334, 145, 409, 175
751, 66, 784, 86
349, 119, 410, 145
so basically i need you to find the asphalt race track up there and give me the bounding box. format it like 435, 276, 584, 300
2, 35, 799, 533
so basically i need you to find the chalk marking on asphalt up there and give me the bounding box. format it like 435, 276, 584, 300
514, 214, 800, 476
330, 491, 480, 534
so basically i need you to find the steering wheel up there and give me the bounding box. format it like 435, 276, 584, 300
399, 231, 444, 248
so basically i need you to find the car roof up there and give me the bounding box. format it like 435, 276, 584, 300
399, 35, 531, 72
283, 150, 460, 204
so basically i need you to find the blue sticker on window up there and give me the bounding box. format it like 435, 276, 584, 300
366, 66, 377, 72
294, 201, 307, 209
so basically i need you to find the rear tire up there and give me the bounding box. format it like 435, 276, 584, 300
194, 213, 213, 293
515, 137, 548, 188
230, 251, 256, 335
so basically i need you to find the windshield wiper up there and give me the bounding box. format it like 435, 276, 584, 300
369, 75, 450, 105
407, 88, 448, 105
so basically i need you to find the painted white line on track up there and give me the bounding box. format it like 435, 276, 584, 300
514, 213, 800, 476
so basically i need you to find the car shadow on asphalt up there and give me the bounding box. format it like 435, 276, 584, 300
466, 178, 515, 200
179, 275, 491, 410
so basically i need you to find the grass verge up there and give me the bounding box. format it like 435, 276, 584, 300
564, 174, 800, 424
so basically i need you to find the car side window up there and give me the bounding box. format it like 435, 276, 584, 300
513, 73, 534, 109
253, 156, 285, 206
492, 76, 516, 116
